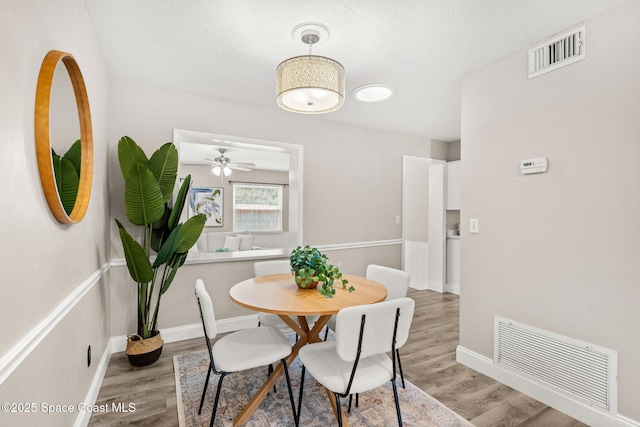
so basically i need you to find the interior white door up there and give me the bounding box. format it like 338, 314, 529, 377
402, 156, 446, 292
428, 160, 446, 291
402, 155, 429, 289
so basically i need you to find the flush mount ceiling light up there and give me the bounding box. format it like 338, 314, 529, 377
352, 84, 396, 102
276, 23, 345, 114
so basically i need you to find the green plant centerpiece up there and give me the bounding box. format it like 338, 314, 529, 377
290, 245, 354, 298
115, 136, 205, 365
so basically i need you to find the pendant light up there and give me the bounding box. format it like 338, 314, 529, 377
276, 23, 345, 114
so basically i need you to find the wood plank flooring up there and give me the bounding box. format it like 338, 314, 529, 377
89, 289, 588, 426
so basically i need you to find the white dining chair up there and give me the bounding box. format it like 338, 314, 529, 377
254, 260, 297, 329
194, 279, 298, 427
254, 260, 319, 330
325, 264, 411, 387
297, 297, 415, 426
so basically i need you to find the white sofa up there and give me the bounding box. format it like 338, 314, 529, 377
193, 231, 290, 253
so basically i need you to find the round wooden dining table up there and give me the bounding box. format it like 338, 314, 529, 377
229, 273, 387, 427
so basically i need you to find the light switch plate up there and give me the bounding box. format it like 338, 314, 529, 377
470, 218, 480, 234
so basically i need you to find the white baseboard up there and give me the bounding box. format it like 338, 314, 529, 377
410, 281, 452, 293
109, 314, 260, 353
456, 346, 639, 427
409, 281, 429, 290
74, 339, 114, 427
75, 314, 260, 427
428, 280, 444, 293
444, 283, 460, 295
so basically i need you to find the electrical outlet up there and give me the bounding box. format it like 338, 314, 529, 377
470, 218, 480, 234
395, 215, 400, 225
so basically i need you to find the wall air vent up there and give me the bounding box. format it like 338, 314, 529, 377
495, 317, 617, 414
528, 25, 585, 79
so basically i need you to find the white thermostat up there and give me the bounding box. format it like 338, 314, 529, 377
520, 157, 548, 174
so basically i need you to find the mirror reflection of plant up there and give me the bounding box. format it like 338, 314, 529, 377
115, 136, 206, 339
51, 139, 81, 215
290, 245, 354, 298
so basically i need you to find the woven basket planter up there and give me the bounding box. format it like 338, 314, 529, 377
125, 331, 164, 366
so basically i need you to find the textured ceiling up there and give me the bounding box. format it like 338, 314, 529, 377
84, 0, 629, 141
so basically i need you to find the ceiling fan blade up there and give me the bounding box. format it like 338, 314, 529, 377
230, 165, 253, 171
232, 162, 256, 166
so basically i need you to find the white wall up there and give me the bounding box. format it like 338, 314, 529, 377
459, 1, 640, 423
0, 0, 111, 426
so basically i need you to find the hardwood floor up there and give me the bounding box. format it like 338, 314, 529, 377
89, 289, 588, 426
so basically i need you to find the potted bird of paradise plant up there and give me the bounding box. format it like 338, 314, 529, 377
115, 136, 205, 366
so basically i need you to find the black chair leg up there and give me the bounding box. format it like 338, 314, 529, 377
396, 349, 406, 388
297, 365, 306, 426
198, 361, 213, 414
347, 393, 359, 413
391, 379, 403, 427
281, 359, 298, 427
335, 394, 343, 427
324, 326, 329, 341
267, 364, 277, 393
210, 373, 227, 427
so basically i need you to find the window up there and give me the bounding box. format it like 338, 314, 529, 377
233, 184, 283, 232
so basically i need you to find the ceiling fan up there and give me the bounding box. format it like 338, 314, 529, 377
205, 148, 255, 178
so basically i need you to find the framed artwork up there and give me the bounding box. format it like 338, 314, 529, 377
188, 187, 223, 227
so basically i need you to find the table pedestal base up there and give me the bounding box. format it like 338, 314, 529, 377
232, 315, 350, 427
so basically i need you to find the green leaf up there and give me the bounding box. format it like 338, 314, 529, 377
161, 253, 187, 294
124, 162, 166, 226
151, 205, 170, 230
118, 136, 148, 180
64, 139, 82, 177
168, 175, 191, 230
153, 224, 181, 268
175, 214, 206, 253
53, 153, 79, 215
151, 224, 168, 253
115, 219, 153, 283
147, 143, 178, 203
170, 252, 188, 269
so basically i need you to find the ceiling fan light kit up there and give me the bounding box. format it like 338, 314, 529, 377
276, 22, 345, 114
211, 165, 232, 176
206, 148, 255, 181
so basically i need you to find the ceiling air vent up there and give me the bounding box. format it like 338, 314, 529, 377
528, 25, 585, 79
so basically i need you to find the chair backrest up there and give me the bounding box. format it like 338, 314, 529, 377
253, 259, 291, 277
366, 264, 410, 301
195, 279, 218, 339
335, 297, 415, 362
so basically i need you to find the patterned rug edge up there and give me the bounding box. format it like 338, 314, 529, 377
173, 348, 473, 427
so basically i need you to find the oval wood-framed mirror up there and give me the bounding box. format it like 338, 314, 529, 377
35, 50, 93, 224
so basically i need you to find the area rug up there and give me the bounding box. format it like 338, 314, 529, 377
174, 336, 472, 427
